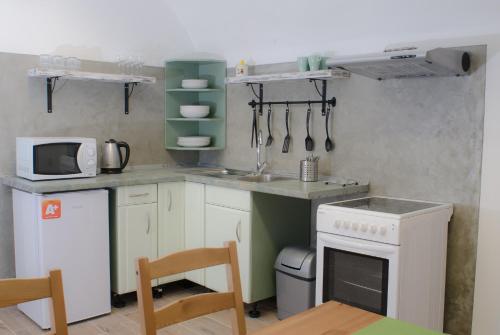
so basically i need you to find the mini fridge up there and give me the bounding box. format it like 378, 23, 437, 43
13, 189, 111, 329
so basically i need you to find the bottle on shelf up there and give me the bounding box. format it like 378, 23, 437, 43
235, 60, 249, 77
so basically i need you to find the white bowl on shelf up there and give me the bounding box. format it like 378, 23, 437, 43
177, 136, 211, 147
180, 105, 210, 118
181, 79, 208, 89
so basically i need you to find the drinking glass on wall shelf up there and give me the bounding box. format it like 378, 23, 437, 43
115, 55, 144, 75
39, 54, 51, 70
51, 55, 65, 69
65, 57, 81, 71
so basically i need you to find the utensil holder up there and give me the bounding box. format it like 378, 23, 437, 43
300, 160, 318, 182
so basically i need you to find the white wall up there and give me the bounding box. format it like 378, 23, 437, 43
471, 38, 500, 334
0, 0, 195, 66
169, 0, 500, 66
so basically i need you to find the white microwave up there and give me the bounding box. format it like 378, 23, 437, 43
16, 137, 97, 181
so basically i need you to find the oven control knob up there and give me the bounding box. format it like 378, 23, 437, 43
352, 222, 359, 231
343, 221, 350, 229
379, 226, 387, 235
361, 223, 368, 232
334, 220, 341, 228
87, 148, 96, 156
370, 225, 378, 234
88, 159, 95, 166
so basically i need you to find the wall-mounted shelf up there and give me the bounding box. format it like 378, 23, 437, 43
28, 68, 156, 83
165, 60, 227, 151
166, 88, 223, 93
28, 68, 156, 114
165, 146, 225, 151
225, 69, 350, 84
166, 118, 223, 122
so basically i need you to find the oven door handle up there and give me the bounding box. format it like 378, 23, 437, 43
319, 234, 397, 255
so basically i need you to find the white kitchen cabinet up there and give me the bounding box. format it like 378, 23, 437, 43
205, 204, 251, 301
112, 202, 158, 295
184, 182, 206, 285
157, 182, 185, 284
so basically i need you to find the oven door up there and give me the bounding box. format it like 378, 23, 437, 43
315, 232, 399, 317
33, 142, 83, 176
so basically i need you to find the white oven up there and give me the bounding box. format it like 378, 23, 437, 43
16, 137, 97, 181
315, 197, 453, 332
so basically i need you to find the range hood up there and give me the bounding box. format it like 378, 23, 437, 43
326, 47, 471, 80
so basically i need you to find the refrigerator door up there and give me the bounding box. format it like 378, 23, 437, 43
35, 189, 110, 327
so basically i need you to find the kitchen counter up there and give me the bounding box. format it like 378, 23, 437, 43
2, 167, 368, 200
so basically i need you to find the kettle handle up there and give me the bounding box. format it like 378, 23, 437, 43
117, 142, 130, 170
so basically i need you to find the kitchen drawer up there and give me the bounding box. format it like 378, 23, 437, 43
116, 184, 157, 206
205, 185, 251, 211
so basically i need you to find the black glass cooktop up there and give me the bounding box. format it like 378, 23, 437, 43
329, 197, 440, 215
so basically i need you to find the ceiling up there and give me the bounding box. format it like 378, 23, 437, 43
168, 0, 500, 66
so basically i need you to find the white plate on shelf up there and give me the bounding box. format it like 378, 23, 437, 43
181, 79, 208, 89
180, 105, 210, 118
177, 136, 211, 147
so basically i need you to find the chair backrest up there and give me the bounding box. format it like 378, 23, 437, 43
136, 241, 246, 335
0, 269, 68, 335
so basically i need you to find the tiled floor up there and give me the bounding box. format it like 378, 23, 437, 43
0, 283, 279, 334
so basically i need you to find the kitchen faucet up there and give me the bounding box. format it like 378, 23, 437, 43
256, 130, 268, 175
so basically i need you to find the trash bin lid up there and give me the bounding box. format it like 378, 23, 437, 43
274, 246, 316, 280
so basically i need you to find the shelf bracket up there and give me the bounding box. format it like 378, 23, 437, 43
246, 83, 264, 116
124, 82, 138, 115
309, 79, 329, 116
46, 77, 60, 113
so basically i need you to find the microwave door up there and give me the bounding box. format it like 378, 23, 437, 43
33, 143, 82, 175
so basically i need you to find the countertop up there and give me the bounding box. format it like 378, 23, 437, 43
2, 167, 368, 200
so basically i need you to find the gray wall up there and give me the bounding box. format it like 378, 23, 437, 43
201, 46, 486, 335
0, 52, 197, 277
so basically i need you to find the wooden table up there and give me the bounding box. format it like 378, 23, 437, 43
252, 301, 383, 335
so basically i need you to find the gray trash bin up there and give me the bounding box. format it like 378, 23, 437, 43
274, 246, 316, 320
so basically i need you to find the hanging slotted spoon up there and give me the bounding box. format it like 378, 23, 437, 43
266, 104, 273, 147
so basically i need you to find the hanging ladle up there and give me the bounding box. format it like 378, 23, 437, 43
325, 102, 335, 152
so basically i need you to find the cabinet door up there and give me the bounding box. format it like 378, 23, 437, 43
184, 182, 205, 285
158, 182, 185, 284
205, 204, 251, 302
115, 203, 158, 294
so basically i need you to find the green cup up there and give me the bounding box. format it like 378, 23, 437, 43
297, 57, 309, 72
308, 55, 321, 71
320, 57, 328, 70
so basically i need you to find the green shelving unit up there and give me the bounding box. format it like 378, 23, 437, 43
165, 59, 226, 151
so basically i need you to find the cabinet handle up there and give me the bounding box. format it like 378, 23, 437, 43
129, 193, 149, 198
146, 213, 151, 234
168, 190, 172, 212
236, 220, 241, 243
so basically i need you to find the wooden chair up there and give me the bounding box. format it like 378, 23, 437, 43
136, 241, 246, 335
0, 269, 68, 335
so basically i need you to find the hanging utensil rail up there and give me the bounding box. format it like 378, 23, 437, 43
246, 79, 336, 115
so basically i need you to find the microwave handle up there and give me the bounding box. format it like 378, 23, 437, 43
319, 233, 397, 255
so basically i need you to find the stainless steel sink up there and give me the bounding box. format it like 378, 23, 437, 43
186, 168, 292, 183
237, 174, 291, 183
200, 168, 252, 179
